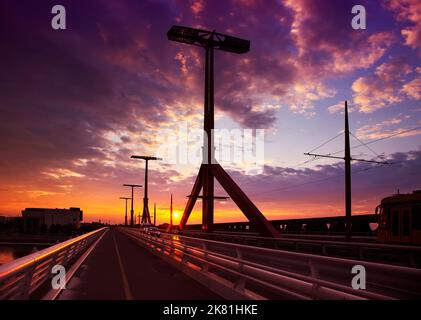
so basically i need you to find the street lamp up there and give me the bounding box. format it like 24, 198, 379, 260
168, 25, 280, 237
167, 25, 279, 238
167, 25, 249, 233
131, 155, 162, 225
122, 184, 142, 227
119, 197, 131, 226
167, 25, 250, 53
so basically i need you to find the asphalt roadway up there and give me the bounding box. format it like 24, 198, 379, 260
58, 228, 220, 300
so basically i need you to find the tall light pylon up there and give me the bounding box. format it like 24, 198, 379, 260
122, 184, 142, 227
167, 25, 280, 238
131, 156, 162, 225
119, 197, 131, 226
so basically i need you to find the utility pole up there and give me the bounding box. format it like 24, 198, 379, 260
344, 101, 352, 241
119, 197, 131, 226
131, 156, 162, 225
304, 101, 389, 241
122, 184, 142, 227
153, 202, 156, 226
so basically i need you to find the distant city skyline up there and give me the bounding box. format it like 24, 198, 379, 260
0, 0, 420, 224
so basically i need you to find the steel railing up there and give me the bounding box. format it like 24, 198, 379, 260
171, 230, 421, 267
0, 227, 107, 300
120, 227, 421, 300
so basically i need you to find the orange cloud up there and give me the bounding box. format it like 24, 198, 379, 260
402, 77, 421, 100
355, 116, 421, 140
352, 57, 419, 113
385, 0, 421, 55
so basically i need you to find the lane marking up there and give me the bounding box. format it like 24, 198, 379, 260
45, 228, 109, 300
112, 231, 134, 300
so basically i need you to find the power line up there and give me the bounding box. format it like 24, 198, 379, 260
214, 125, 420, 191
238, 156, 322, 191
328, 125, 421, 157
254, 119, 421, 205
308, 132, 344, 153
249, 162, 392, 198
237, 134, 344, 190
350, 132, 381, 159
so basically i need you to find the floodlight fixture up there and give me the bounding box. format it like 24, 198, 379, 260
167, 25, 250, 54
167, 25, 279, 237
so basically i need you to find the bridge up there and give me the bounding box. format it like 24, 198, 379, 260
183, 214, 378, 235
1, 226, 421, 300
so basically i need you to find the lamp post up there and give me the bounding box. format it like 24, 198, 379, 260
122, 184, 142, 227
131, 155, 162, 225
119, 197, 131, 226
167, 26, 279, 237
168, 26, 249, 232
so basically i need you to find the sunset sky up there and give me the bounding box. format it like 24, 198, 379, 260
0, 0, 420, 225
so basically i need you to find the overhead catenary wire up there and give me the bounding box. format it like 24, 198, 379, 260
350, 132, 382, 159
308, 132, 344, 154
238, 132, 346, 190
249, 161, 395, 199
328, 125, 421, 157
253, 109, 418, 200
223, 124, 420, 191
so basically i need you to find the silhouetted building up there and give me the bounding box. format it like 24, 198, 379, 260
22, 207, 83, 233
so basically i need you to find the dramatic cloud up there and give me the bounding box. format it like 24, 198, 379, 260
355, 115, 421, 140
352, 57, 420, 112
222, 148, 421, 218
0, 0, 419, 222
402, 77, 421, 100
284, 0, 395, 73
384, 0, 421, 55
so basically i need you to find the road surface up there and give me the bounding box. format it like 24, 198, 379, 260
58, 228, 220, 300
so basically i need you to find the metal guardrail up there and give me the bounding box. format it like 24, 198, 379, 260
120, 227, 421, 300
0, 227, 107, 300
174, 230, 421, 267
213, 230, 376, 241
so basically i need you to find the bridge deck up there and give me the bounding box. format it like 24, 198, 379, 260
58, 228, 220, 300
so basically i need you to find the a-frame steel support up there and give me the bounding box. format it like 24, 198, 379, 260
168, 26, 280, 238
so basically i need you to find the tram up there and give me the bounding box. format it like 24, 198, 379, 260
376, 190, 421, 244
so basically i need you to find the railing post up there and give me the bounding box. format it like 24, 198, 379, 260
308, 259, 321, 298
169, 237, 175, 256
201, 243, 209, 272
409, 252, 416, 267
181, 243, 189, 264
158, 236, 166, 253
47, 251, 60, 283
233, 248, 246, 293
18, 264, 37, 300
0, 228, 107, 301
358, 246, 364, 260
322, 244, 328, 256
